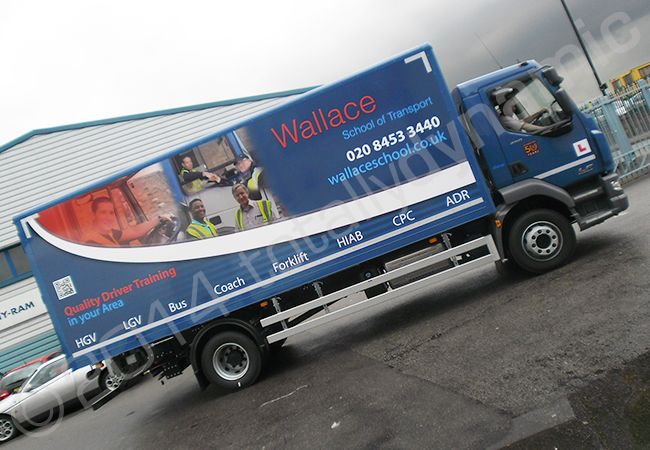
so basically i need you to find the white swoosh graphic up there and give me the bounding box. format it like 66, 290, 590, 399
29, 162, 476, 263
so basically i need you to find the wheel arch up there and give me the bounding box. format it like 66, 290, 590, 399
497, 179, 575, 209
494, 179, 574, 257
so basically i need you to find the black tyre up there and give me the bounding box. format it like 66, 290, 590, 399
99, 370, 123, 392
507, 209, 576, 274
0, 415, 17, 443
200, 331, 262, 390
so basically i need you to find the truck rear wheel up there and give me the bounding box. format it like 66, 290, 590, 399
507, 209, 576, 274
200, 331, 262, 389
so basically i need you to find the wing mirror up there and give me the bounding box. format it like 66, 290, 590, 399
542, 67, 564, 87
554, 89, 574, 114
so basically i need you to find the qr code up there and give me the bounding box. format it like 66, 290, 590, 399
53, 276, 76, 300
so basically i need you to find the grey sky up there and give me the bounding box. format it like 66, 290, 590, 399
0, 0, 648, 147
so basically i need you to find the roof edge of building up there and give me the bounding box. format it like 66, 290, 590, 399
0, 86, 315, 154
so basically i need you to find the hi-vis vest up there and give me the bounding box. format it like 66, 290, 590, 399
186, 219, 218, 239
245, 167, 263, 197
180, 167, 203, 193
235, 200, 272, 231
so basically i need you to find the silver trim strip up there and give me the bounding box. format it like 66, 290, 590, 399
534, 154, 596, 180
267, 252, 498, 343
261, 236, 498, 327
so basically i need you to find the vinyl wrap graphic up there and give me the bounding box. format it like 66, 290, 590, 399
16, 45, 496, 369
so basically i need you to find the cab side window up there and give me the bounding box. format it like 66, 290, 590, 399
492, 77, 569, 134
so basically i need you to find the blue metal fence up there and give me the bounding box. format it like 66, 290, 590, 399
581, 79, 650, 183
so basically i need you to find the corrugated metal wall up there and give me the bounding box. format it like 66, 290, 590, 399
0, 95, 294, 248
0, 330, 60, 373
0, 92, 300, 372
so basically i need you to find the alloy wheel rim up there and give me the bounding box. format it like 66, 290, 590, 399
521, 221, 563, 262
212, 342, 249, 381
0, 418, 14, 441
105, 374, 123, 391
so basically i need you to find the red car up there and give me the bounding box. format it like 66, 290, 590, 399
0, 352, 61, 401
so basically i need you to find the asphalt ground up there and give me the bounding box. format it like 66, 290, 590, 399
507, 351, 650, 449
4, 175, 649, 450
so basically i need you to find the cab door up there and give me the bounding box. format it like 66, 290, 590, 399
485, 73, 601, 188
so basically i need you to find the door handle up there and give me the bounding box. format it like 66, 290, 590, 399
509, 161, 528, 176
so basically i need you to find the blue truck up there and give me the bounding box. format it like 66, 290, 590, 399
14, 44, 628, 391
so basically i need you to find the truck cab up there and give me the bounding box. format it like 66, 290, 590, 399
453, 61, 628, 272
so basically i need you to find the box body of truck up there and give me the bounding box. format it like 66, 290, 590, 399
14, 45, 496, 382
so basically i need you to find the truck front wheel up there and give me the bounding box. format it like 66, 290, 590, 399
200, 331, 262, 389
507, 209, 576, 274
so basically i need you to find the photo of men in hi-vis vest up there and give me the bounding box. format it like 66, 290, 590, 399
172, 131, 284, 240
